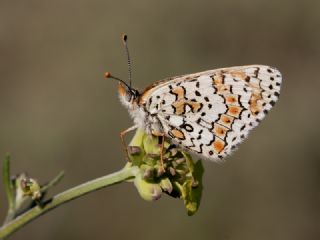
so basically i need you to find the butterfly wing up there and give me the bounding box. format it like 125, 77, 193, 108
139, 65, 282, 161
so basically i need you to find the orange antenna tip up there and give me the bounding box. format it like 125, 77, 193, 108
104, 72, 111, 78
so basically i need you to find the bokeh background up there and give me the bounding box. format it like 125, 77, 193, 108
0, 0, 319, 239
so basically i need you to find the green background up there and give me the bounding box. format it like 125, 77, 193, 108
0, 0, 319, 239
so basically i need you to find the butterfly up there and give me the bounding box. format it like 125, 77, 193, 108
106, 35, 282, 162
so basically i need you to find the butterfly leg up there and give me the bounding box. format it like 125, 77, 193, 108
159, 134, 165, 174
120, 125, 138, 162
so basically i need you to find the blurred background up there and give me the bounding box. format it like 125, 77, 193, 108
0, 0, 319, 239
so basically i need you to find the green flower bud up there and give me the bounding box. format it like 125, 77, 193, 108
143, 134, 161, 155
160, 178, 173, 194
127, 146, 142, 155
168, 167, 176, 176
20, 176, 41, 200
128, 129, 204, 215
140, 164, 155, 180
134, 173, 162, 201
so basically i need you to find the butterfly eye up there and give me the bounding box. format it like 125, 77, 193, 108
122, 85, 139, 102
131, 89, 139, 98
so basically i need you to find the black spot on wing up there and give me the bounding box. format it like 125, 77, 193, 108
148, 97, 153, 106
180, 123, 194, 132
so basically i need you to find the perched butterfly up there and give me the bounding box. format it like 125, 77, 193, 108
106, 35, 282, 162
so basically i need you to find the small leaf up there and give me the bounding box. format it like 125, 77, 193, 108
128, 129, 146, 165
3, 154, 14, 210
143, 134, 161, 155
129, 128, 145, 148
40, 171, 65, 193
180, 155, 204, 216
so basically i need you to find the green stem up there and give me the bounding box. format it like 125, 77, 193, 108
0, 166, 137, 239
2, 155, 15, 225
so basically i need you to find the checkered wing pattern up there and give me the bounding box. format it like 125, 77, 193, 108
140, 65, 282, 161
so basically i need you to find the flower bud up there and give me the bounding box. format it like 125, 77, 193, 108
143, 135, 161, 155
128, 146, 141, 155
140, 165, 154, 180
20, 176, 41, 200
128, 129, 204, 215
134, 173, 162, 201
160, 178, 173, 194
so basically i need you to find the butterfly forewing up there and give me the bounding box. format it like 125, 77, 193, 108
140, 65, 282, 161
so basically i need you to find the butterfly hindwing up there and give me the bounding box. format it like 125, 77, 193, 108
140, 65, 282, 161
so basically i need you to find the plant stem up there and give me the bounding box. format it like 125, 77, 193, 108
0, 166, 137, 239
2, 155, 15, 226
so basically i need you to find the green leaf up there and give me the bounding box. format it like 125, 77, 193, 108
180, 154, 204, 216
128, 129, 146, 165
40, 171, 65, 193
129, 128, 145, 147
142, 134, 161, 155
3, 154, 14, 210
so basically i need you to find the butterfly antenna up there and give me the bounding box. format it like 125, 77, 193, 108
122, 34, 132, 87
104, 72, 131, 89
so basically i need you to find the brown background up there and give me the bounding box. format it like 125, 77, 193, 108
0, 0, 319, 239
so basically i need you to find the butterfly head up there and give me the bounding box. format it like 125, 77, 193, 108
105, 34, 141, 109
117, 81, 140, 104
105, 71, 140, 108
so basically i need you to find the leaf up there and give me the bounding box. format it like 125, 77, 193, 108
40, 171, 65, 193
180, 154, 204, 216
3, 154, 14, 210
128, 129, 146, 165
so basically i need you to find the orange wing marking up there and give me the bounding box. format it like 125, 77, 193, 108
212, 138, 225, 153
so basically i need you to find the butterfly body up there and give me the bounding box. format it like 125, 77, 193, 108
118, 65, 282, 161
